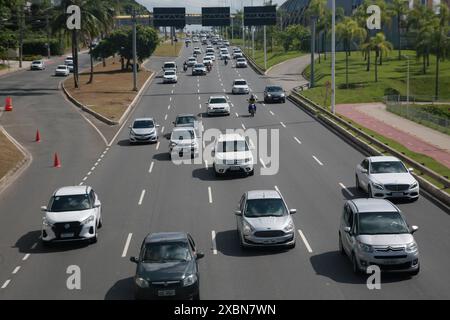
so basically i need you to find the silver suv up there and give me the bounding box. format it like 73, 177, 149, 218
338, 198, 420, 275
234, 190, 296, 249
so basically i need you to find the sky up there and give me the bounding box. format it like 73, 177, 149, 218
136, 0, 288, 14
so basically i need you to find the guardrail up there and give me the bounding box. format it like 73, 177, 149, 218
237, 46, 265, 75
289, 90, 450, 210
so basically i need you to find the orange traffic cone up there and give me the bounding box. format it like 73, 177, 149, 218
35, 129, 41, 142
53, 153, 61, 168
4, 97, 13, 111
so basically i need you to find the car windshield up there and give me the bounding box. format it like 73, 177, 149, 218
176, 116, 196, 125
32, 61, 41, 64
165, 71, 175, 76
57, 66, 66, 69
245, 199, 287, 218
164, 63, 175, 68
237, 58, 246, 62
234, 81, 247, 86
370, 161, 408, 174
172, 129, 195, 140
195, 64, 204, 68
267, 86, 282, 92
210, 98, 227, 104
189, 58, 196, 61
217, 140, 248, 152
49, 195, 92, 212
358, 212, 410, 235
143, 242, 191, 263
133, 120, 154, 129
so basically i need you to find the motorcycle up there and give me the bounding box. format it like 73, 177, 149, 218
248, 103, 256, 117
224, 58, 228, 66
207, 64, 212, 72
183, 64, 188, 72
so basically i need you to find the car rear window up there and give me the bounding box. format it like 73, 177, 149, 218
210, 98, 227, 104
164, 63, 175, 68
176, 116, 195, 125
234, 80, 247, 86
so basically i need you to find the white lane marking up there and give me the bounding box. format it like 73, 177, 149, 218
208, 187, 213, 204
161, 126, 165, 134
164, 114, 168, 120
312, 155, 324, 166
168, 105, 171, 110
103, 150, 107, 155
100, 154, 104, 159
274, 185, 280, 193
87, 171, 92, 176
91, 166, 95, 171
262, 103, 266, 107
171, 90, 174, 94
156, 142, 160, 150
22, 254, 30, 261
259, 158, 267, 168
339, 183, 355, 197
198, 89, 200, 93
230, 103, 234, 107
223, 88, 226, 92
298, 229, 313, 253
31, 242, 37, 250
269, 111, 274, 116
294, 137, 302, 145
169, 97, 172, 101
280, 121, 286, 128
241, 123, 246, 130
138, 190, 146, 205
211, 230, 217, 255
221, 83, 224, 86
199, 103, 202, 109
198, 96, 201, 100
12, 266, 21, 274
95, 162, 99, 166
226, 96, 230, 99
149, 161, 154, 173
97, 158, 102, 163
1, 280, 11, 289
205, 160, 208, 169
122, 233, 133, 258
105, 147, 110, 151
235, 112, 239, 118
79, 182, 84, 186
82, 177, 87, 181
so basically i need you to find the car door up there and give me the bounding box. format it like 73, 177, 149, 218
187, 234, 199, 276
357, 159, 370, 191
342, 204, 355, 254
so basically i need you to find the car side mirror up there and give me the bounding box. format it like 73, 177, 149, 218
361, 169, 368, 174
344, 227, 352, 234
130, 257, 139, 263
196, 252, 205, 260
40, 206, 47, 212
408, 168, 414, 172
94, 200, 101, 208
411, 225, 419, 233
289, 209, 297, 215
128, 126, 132, 129
234, 210, 242, 216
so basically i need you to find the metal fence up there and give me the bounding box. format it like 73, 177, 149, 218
384, 95, 450, 135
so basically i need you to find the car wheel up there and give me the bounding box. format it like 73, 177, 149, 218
248, 169, 254, 176
352, 253, 361, 274
287, 242, 296, 249
41, 240, 51, 247
282, 99, 286, 103
339, 234, 345, 255
90, 232, 98, 244
355, 175, 361, 190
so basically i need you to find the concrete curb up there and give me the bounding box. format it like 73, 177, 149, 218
0, 126, 33, 196
239, 47, 265, 75
288, 93, 450, 212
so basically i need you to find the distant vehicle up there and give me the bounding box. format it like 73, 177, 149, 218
169, 127, 199, 159
355, 156, 419, 200
233, 51, 243, 59
223, 40, 230, 46
235, 190, 297, 248
187, 57, 197, 67
192, 63, 207, 76
205, 53, 215, 61
264, 85, 286, 103
206, 96, 230, 116
30, 60, 45, 70
129, 118, 159, 144
67, 62, 74, 73
163, 69, 178, 83
64, 56, 73, 65
185, 38, 192, 43
130, 232, 204, 300
162, 61, 177, 72
236, 57, 248, 68
213, 133, 254, 177
173, 114, 202, 136
54, 65, 70, 76
41, 186, 102, 245
232, 79, 250, 94
193, 37, 199, 42
193, 47, 202, 55
220, 51, 231, 60
202, 57, 213, 66
339, 198, 420, 275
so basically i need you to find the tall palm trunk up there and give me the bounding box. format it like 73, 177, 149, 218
375, 48, 378, 82
423, 55, 426, 74
397, 14, 401, 60
72, 30, 79, 88
88, 49, 94, 84
345, 46, 349, 88
435, 30, 441, 100
367, 49, 370, 71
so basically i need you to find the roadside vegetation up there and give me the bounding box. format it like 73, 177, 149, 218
153, 40, 183, 57
0, 129, 24, 182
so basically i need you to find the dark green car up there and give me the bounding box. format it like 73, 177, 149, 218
130, 232, 204, 300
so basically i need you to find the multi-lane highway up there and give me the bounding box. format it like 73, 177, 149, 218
0, 43, 449, 299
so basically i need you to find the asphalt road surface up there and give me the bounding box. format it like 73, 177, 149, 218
0, 46, 449, 299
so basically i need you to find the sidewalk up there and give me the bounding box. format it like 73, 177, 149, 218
0, 60, 32, 77
336, 102, 450, 169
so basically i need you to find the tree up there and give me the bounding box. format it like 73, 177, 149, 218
336, 17, 366, 88
431, 3, 450, 100
306, 0, 328, 63
361, 32, 392, 82
388, 0, 410, 60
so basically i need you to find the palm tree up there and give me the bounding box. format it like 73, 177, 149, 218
431, 3, 450, 100
306, 0, 328, 63
388, 0, 410, 60
361, 32, 392, 82
336, 17, 367, 88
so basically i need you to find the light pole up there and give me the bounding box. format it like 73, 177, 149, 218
241, 0, 245, 49
132, 8, 138, 91
310, 15, 318, 88
331, 0, 336, 114
403, 54, 410, 116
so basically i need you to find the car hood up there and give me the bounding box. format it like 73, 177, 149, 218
216, 151, 252, 161
138, 261, 194, 282
164, 74, 176, 78
171, 138, 196, 146
266, 91, 284, 96
131, 128, 156, 135
45, 209, 96, 223
245, 215, 292, 231
209, 103, 229, 109
357, 234, 414, 247
370, 173, 416, 185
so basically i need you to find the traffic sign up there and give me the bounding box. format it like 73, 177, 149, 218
244, 5, 277, 26
202, 7, 230, 26
153, 7, 186, 28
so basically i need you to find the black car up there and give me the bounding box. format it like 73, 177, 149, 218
130, 232, 204, 300
264, 86, 286, 103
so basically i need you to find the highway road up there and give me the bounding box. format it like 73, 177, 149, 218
0, 45, 449, 299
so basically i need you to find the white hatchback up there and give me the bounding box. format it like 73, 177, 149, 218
232, 79, 250, 94
213, 134, 254, 177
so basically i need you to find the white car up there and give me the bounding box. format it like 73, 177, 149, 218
355, 156, 419, 200
224, 40, 230, 46
162, 61, 177, 72
41, 186, 102, 244
205, 53, 215, 61
203, 57, 213, 66
232, 79, 250, 94
207, 96, 230, 116
64, 56, 73, 65
30, 60, 45, 70
213, 133, 254, 177
187, 57, 197, 67
163, 69, 178, 83
67, 62, 74, 73
236, 57, 247, 68
129, 117, 159, 143
193, 47, 202, 55
169, 127, 199, 159
220, 51, 231, 60
55, 65, 70, 76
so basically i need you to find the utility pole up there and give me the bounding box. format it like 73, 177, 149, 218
310, 16, 317, 88
263, 25, 267, 70
46, 12, 51, 59
241, 0, 245, 49
132, 8, 138, 91
18, 4, 23, 68
331, 0, 336, 114
251, 0, 254, 58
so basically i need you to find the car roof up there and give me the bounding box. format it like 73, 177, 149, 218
133, 117, 154, 122
172, 126, 195, 132
218, 133, 245, 142
176, 113, 196, 118
350, 198, 399, 213
57, 65, 68, 68
246, 190, 282, 200
188, 57, 196, 60
144, 232, 188, 244
164, 61, 176, 64
209, 95, 227, 100
54, 186, 90, 196
368, 156, 401, 163
234, 79, 246, 82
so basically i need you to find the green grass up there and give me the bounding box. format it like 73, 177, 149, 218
231, 38, 305, 71
0, 64, 6, 71
301, 50, 450, 105
153, 40, 183, 57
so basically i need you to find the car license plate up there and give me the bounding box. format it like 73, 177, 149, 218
158, 290, 175, 297
230, 166, 240, 171
392, 192, 404, 197
61, 233, 74, 238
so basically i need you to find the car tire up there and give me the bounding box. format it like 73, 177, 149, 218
98, 217, 103, 229
90, 233, 98, 244
287, 242, 296, 249
282, 99, 286, 103
352, 253, 362, 274
248, 169, 254, 176
339, 234, 345, 255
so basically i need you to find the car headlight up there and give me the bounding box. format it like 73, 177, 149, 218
358, 242, 373, 253
135, 277, 149, 288
372, 182, 384, 190
243, 221, 253, 236
283, 221, 295, 233
405, 242, 418, 253
81, 215, 95, 225
182, 274, 197, 287
267, 94, 272, 97
281, 93, 285, 97
170, 142, 177, 147
244, 158, 251, 163
130, 130, 136, 136
410, 181, 418, 189
43, 217, 54, 227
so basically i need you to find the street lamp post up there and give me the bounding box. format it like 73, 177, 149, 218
310, 15, 317, 88
132, 8, 138, 91
331, 0, 336, 114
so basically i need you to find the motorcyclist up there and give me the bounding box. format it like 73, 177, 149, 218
224, 57, 228, 65
207, 63, 212, 72
183, 61, 188, 72
248, 94, 257, 116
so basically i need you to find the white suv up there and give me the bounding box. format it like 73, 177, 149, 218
169, 127, 200, 159
213, 134, 254, 177
41, 186, 102, 245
